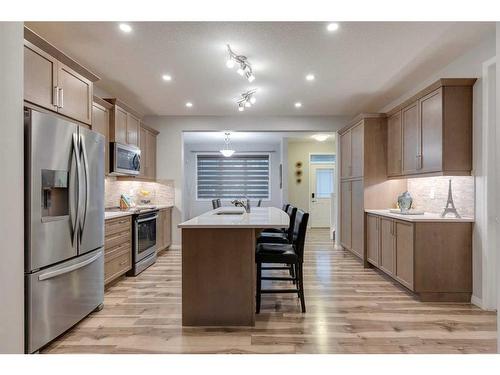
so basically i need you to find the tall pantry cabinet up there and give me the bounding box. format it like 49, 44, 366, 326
339, 114, 405, 263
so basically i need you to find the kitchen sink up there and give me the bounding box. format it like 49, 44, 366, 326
215, 211, 244, 215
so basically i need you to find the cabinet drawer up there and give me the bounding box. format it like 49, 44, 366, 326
105, 216, 132, 236
105, 250, 131, 284
105, 230, 131, 250
105, 240, 131, 260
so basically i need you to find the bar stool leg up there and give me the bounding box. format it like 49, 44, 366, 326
297, 262, 306, 313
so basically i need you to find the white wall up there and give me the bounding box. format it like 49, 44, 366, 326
496, 21, 500, 354
0, 22, 24, 353
380, 33, 496, 306
145, 115, 349, 246
183, 141, 282, 219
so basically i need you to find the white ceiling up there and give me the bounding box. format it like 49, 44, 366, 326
183, 131, 336, 145
26, 22, 494, 116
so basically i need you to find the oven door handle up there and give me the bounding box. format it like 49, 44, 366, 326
137, 215, 158, 224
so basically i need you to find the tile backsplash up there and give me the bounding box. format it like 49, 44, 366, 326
407, 176, 475, 218
105, 177, 175, 208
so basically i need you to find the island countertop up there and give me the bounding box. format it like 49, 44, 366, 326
178, 206, 289, 229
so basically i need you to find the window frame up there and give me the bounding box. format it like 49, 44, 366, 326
195, 152, 272, 201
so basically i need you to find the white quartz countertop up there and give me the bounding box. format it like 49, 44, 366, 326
105, 204, 173, 220
178, 207, 290, 229
365, 209, 475, 223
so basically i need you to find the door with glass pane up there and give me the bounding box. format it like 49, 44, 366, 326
309, 158, 335, 228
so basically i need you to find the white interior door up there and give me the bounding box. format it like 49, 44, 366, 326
310, 164, 335, 228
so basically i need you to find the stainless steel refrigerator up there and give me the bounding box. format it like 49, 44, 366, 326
24, 109, 105, 353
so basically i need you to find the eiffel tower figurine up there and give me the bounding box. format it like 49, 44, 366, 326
441, 179, 461, 218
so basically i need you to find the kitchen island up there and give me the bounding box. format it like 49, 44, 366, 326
178, 206, 289, 326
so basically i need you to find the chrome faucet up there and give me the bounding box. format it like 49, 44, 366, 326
231, 198, 251, 213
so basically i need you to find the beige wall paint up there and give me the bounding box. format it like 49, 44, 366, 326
496, 21, 500, 353
287, 140, 336, 212
0, 22, 24, 353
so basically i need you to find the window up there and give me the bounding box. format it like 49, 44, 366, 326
197, 154, 270, 199
315, 168, 334, 198
310, 154, 336, 164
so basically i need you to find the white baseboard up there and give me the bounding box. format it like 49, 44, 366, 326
471, 295, 483, 309
169, 244, 181, 250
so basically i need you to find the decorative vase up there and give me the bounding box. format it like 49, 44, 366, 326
397, 191, 413, 213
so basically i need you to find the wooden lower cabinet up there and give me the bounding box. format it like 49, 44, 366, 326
104, 216, 132, 285
365, 213, 472, 302
157, 207, 172, 251
340, 181, 352, 250
350, 179, 364, 259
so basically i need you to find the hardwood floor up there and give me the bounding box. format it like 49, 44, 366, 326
42, 228, 497, 354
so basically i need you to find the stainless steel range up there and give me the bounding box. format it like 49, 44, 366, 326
128, 208, 159, 276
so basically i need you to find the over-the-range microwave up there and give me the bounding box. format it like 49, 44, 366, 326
110, 142, 141, 176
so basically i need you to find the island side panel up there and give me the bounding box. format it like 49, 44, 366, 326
182, 228, 256, 326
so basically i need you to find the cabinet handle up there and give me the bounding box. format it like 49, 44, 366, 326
53, 86, 59, 107
59, 87, 64, 108
416, 154, 422, 170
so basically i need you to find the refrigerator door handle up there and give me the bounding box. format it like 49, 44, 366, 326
37, 252, 101, 281
72, 133, 81, 247
79, 133, 90, 242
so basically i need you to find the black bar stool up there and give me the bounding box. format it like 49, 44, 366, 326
255, 209, 309, 313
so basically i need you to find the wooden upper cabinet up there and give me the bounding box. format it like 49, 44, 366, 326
126, 113, 140, 147
350, 123, 364, 178
340, 181, 352, 249
340, 131, 351, 179
395, 220, 414, 291
146, 130, 157, 180
419, 88, 443, 173
111, 106, 128, 144
387, 111, 402, 177
366, 214, 379, 266
139, 127, 148, 178
401, 101, 419, 175
92, 97, 112, 175
57, 63, 92, 124
350, 179, 364, 259
23, 28, 99, 125
24, 42, 58, 111
387, 79, 475, 177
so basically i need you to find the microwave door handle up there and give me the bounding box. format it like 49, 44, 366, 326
72, 133, 81, 247
79, 133, 90, 241
38, 252, 101, 281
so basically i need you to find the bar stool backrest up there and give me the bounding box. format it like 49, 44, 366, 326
291, 209, 309, 261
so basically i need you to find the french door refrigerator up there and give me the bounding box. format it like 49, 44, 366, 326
24, 109, 105, 353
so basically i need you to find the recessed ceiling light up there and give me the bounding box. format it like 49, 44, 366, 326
295, 102, 302, 108
311, 134, 330, 142
326, 23, 339, 32
185, 102, 193, 108
119, 23, 132, 33
306, 74, 315, 81
162, 74, 172, 81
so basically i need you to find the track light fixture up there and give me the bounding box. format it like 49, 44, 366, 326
236, 89, 257, 112
226, 44, 255, 83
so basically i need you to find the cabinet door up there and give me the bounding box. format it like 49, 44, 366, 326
340, 131, 352, 179
379, 218, 395, 276
138, 127, 148, 178
350, 179, 364, 259
147, 131, 157, 180
340, 181, 352, 249
351, 122, 364, 178
366, 215, 379, 266
57, 63, 92, 124
24, 43, 58, 111
126, 113, 140, 147
387, 111, 402, 177
92, 102, 110, 175
419, 88, 442, 173
402, 102, 419, 175
156, 209, 165, 250
164, 208, 172, 248
395, 221, 414, 290
111, 106, 128, 144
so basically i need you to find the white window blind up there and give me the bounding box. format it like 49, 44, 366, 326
197, 154, 270, 199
